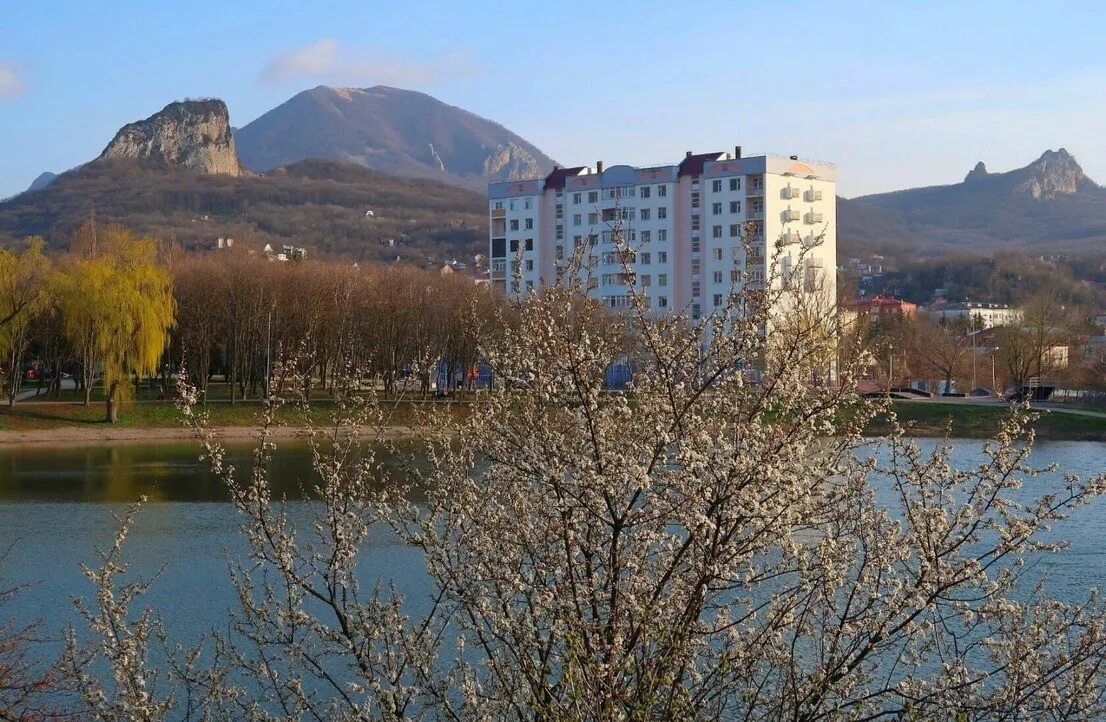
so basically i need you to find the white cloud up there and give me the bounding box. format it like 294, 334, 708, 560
0, 64, 25, 99
261, 38, 477, 87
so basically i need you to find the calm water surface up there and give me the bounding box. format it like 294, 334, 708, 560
0, 438, 1104, 659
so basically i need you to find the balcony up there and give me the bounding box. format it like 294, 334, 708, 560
781, 186, 800, 200
490, 258, 507, 280
746, 207, 764, 220
804, 211, 824, 224
804, 189, 823, 202
779, 231, 802, 246
781, 209, 801, 222
746, 184, 764, 198
490, 208, 506, 219
801, 234, 821, 250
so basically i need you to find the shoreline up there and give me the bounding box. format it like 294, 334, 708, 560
0, 424, 422, 447
1, 400, 1105, 445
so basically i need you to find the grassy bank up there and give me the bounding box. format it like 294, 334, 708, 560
869, 402, 1106, 441
0, 398, 469, 436
1, 398, 1104, 442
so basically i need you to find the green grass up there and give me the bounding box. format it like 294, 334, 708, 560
4, 396, 1105, 441
0, 398, 473, 434
867, 402, 1106, 441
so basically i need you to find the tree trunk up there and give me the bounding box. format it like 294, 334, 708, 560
106, 380, 119, 423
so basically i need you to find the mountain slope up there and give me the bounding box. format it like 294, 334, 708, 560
235, 85, 556, 191
840, 149, 1106, 255
0, 158, 486, 263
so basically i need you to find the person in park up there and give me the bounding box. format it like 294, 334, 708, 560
22, 234, 1106, 720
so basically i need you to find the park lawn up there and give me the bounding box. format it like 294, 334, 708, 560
0, 398, 472, 434
868, 402, 1106, 441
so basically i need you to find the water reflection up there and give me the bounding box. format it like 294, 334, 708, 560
0, 440, 417, 502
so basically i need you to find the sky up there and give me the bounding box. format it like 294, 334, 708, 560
3, 1, 1106, 199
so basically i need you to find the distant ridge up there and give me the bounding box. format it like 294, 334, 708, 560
235, 85, 557, 191
838, 149, 1106, 254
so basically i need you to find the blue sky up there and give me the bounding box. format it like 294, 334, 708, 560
2, 1, 1106, 199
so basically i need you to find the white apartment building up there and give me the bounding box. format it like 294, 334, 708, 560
487, 148, 837, 319
929, 302, 1023, 329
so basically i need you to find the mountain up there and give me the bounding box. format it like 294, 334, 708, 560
26, 172, 57, 192
235, 85, 556, 191
0, 95, 488, 263
0, 158, 486, 263
840, 149, 1106, 256
99, 99, 243, 176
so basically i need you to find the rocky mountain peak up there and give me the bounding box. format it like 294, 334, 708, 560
98, 99, 243, 176
1017, 147, 1090, 199
964, 161, 989, 182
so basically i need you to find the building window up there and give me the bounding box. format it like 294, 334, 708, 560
640, 208, 651, 221
510, 220, 519, 231
555, 225, 564, 240
730, 178, 740, 191
555, 204, 563, 219
588, 191, 598, 203
712, 225, 722, 238
641, 186, 651, 199
641, 230, 651, 243
510, 239, 519, 252
730, 224, 739, 237
712, 180, 722, 192
658, 252, 668, 264
658, 207, 667, 220
525, 218, 533, 230
494, 201, 504, 210
692, 217, 701, 231
658, 295, 668, 308
658, 273, 668, 287
526, 280, 534, 291
713, 293, 723, 307
525, 259, 534, 272
658, 230, 667, 242
509, 200, 516, 211
713, 271, 723, 283
692, 281, 701, 297
555, 245, 564, 260
713, 248, 723, 261
641, 252, 651, 264
524, 198, 532, 209
712, 202, 722, 215
691, 192, 700, 209
658, 184, 667, 197
641, 274, 651, 287
691, 238, 700, 253
525, 238, 534, 251
573, 213, 581, 226
588, 212, 598, 225
573, 192, 581, 204
730, 201, 740, 213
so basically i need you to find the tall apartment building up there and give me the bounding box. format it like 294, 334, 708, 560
487, 148, 836, 318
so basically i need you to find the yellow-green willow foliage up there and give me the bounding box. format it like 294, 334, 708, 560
54, 227, 175, 422
0, 237, 52, 404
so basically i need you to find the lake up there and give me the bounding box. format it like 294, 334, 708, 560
0, 438, 1104, 663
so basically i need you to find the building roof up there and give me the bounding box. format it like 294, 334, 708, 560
852, 295, 916, 310
543, 166, 588, 191
677, 151, 726, 178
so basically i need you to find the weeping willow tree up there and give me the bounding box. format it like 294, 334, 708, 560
0, 237, 51, 405
53, 226, 175, 422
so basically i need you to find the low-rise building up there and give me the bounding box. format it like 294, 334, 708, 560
929, 302, 1022, 329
